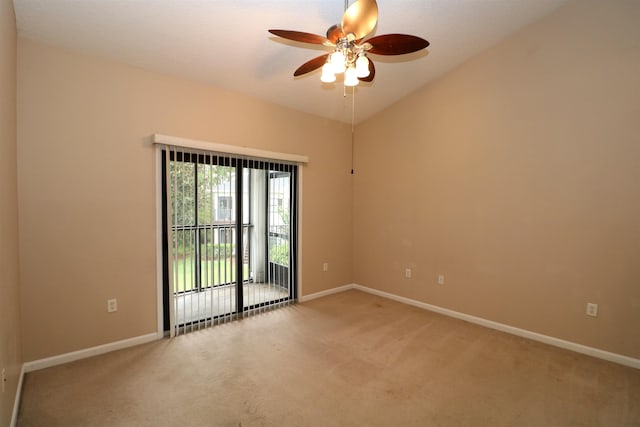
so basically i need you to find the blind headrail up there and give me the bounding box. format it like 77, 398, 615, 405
153, 134, 309, 164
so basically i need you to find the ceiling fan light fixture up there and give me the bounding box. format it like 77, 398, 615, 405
269, 0, 429, 87
331, 51, 346, 74
355, 54, 370, 78
344, 66, 360, 87
321, 62, 337, 83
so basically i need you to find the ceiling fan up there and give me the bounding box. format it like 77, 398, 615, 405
268, 0, 430, 87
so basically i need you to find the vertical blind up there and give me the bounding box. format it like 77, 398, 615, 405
162, 145, 298, 337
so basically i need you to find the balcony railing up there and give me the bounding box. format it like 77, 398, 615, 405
171, 223, 251, 293
171, 223, 291, 294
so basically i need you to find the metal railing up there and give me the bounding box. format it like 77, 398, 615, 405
171, 223, 252, 293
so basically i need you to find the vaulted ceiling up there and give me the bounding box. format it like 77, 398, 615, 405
14, 0, 566, 123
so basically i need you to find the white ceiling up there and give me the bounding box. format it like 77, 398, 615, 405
14, 0, 566, 124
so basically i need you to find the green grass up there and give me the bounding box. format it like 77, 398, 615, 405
172, 256, 249, 292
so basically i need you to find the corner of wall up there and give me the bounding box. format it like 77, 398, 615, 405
1, 0, 23, 425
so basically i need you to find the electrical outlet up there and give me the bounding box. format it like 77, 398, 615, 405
405, 268, 412, 278
107, 299, 118, 313
586, 303, 598, 317
2, 368, 6, 393
323, 262, 329, 272
438, 275, 445, 285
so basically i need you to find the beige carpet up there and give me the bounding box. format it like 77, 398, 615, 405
18, 290, 640, 426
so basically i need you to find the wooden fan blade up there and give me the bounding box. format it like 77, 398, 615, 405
358, 59, 375, 83
294, 54, 330, 77
366, 34, 430, 55
326, 24, 344, 43
268, 29, 331, 46
341, 0, 378, 40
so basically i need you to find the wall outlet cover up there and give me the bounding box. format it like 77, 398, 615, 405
107, 299, 118, 313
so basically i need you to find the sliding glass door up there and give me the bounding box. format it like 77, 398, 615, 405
162, 149, 297, 334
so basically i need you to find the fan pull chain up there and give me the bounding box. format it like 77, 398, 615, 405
351, 85, 355, 175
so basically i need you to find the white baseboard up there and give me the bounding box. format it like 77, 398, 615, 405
15, 284, 639, 379
297, 283, 639, 370
10, 364, 25, 427
299, 284, 355, 302
351, 284, 640, 370
23, 332, 161, 373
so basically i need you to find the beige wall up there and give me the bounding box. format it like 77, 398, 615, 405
13, 0, 639, 366
354, 0, 640, 358
0, 0, 21, 423
17, 39, 353, 361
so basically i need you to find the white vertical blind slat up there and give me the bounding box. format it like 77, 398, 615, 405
208, 152, 214, 328
165, 146, 175, 337
215, 154, 221, 327
195, 151, 201, 331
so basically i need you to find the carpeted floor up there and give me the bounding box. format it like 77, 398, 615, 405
18, 290, 640, 426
